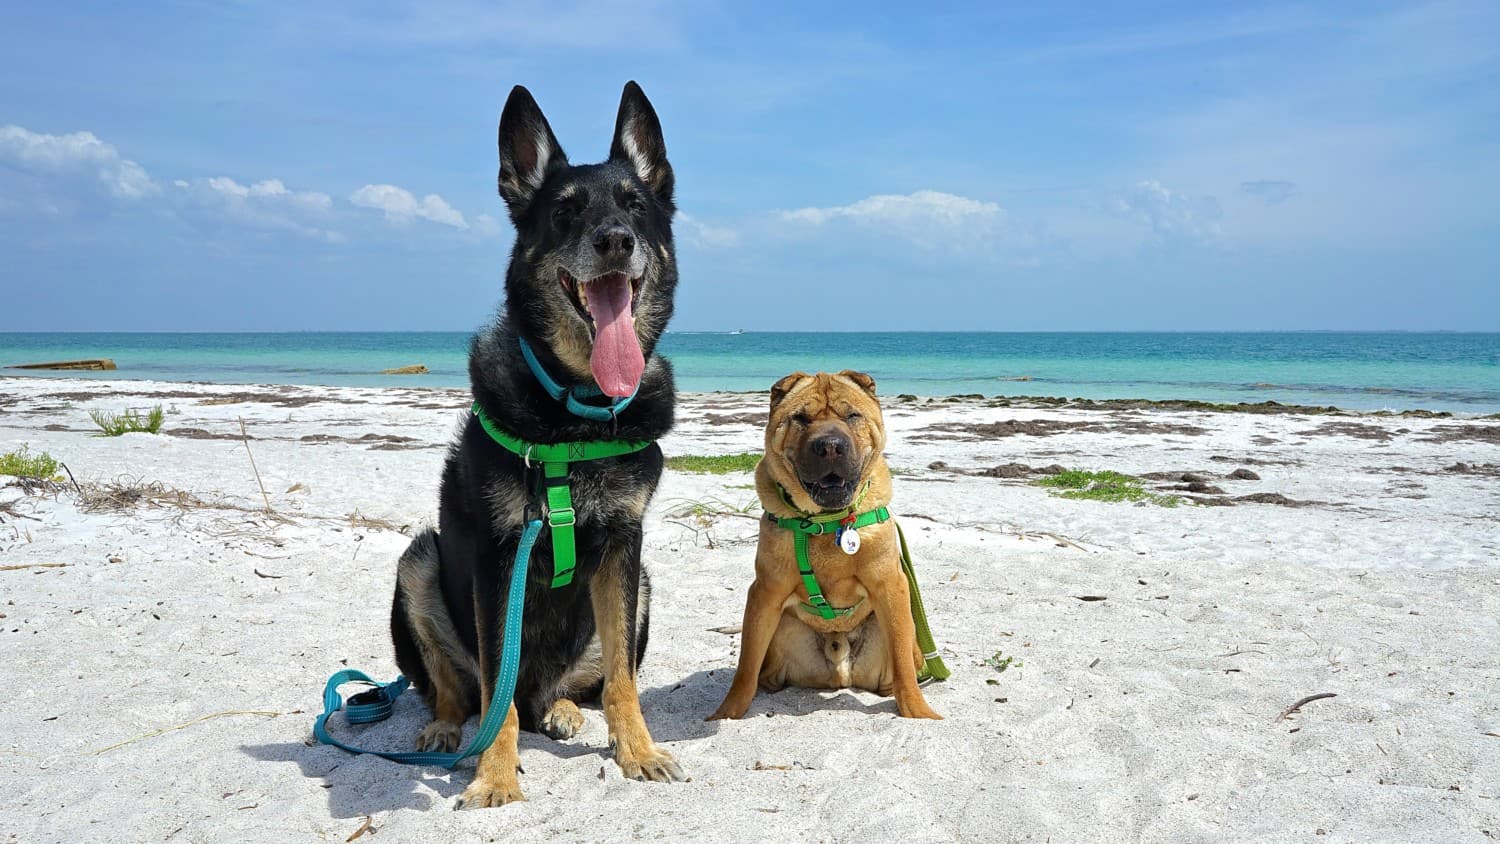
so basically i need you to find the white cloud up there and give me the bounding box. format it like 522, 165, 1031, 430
177, 175, 339, 240
1111, 180, 1221, 242
202, 176, 333, 211
0, 124, 156, 199
350, 184, 468, 229
777, 189, 1030, 255
677, 212, 739, 249
782, 190, 1000, 227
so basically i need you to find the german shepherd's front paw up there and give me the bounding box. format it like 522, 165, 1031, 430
613, 739, 686, 783
456, 776, 525, 809
540, 698, 586, 740
416, 719, 463, 753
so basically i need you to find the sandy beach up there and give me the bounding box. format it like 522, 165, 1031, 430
1, 376, 1497, 843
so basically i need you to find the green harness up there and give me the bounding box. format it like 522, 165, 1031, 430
770, 487, 951, 682
472, 402, 652, 587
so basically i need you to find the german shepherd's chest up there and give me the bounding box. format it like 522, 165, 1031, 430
479, 443, 663, 535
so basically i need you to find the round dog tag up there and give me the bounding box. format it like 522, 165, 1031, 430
839, 527, 861, 555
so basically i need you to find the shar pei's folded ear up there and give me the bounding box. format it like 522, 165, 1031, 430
769, 372, 813, 411
836, 370, 877, 398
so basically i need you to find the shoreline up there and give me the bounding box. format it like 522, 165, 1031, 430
3, 374, 1495, 420
2, 375, 1497, 840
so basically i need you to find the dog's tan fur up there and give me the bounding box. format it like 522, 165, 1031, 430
709, 371, 940, 721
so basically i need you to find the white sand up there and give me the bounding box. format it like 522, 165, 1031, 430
1, 377, 1497, 843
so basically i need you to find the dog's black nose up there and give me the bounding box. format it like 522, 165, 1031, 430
810, 434, 848, 460
593, 225, 635, 259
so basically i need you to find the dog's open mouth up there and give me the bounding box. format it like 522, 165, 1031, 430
802, 472, 857, 509
559, 270, 645, 398
559, 270, 642, 327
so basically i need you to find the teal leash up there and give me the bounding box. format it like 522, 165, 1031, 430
517, 336, 638, 421
312, 518, 541, 768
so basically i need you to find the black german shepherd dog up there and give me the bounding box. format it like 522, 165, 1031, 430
389, 81, 683, 809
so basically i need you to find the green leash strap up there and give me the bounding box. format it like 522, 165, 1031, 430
775, 506, 891, 619
894, 521, 951, 682
472, 402, 652, 588
771, 497, 951, 682
312, 518, 541, 767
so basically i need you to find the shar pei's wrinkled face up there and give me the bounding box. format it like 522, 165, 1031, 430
761, 370, 886, 512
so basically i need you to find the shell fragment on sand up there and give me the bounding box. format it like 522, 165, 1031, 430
9, 358, 117, 371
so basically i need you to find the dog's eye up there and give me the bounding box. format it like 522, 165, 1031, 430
551, 206, 576, 229
791, 412, 811, 426
622, 193, 646, 213
845, 411, 862, 423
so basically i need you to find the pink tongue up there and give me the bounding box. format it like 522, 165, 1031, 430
585, 274, 645, 397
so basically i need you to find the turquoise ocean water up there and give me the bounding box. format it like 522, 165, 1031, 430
1, 332, 1497, 414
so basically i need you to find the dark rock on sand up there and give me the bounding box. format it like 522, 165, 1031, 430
1420, 425, 1500, 445
1209, 455, 1302, 466
1187, 496, 1236, 507
169, 427, 248, 441
978, 462, 1032, 478
1443, 462, 1500, 476
1306, 421, 1395, 442
920, 417, 1207, 441
1229, 468, 1260, 480
703, 412, 768, 427
1235, 492, 1313, 507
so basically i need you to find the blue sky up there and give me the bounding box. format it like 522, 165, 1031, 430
2, 1, 1497, 331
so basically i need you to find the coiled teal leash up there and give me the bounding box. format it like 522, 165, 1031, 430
312, 518, 540, 768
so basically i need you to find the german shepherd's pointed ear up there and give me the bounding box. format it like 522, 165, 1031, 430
610, 81, 675, 213
837, 370, 878, 398
770, 372, 812, 410
497, 85, 568, 220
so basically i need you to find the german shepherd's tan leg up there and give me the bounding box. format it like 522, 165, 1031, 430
456, 564, 525, 809
708, 577, 795, 720
863, 570, 941, 720
395, 535, 477, 753
457, 701, 523, 808
415, 679, 468, 753
593, 547, 684, 782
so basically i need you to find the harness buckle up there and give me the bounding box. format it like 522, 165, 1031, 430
547, 506, 576, 528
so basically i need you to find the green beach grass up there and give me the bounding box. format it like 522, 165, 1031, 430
665, 452, 760, 474
0, 445, 62, 481
89, 405, 165, 437
1034, 469, 1181, 507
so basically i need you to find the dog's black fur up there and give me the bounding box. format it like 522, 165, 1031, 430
388, 81, 681, 805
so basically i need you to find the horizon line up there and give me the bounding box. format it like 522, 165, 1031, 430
1, 328, 1497, 335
